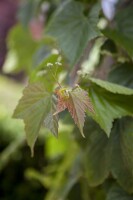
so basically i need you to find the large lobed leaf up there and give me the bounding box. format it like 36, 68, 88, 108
108, 63, 133, 89
103, 6, 133, 59
46, 1, 101, 65
78, 117, 133, 193
80, 118, 111, 186
13, 83, 58, 155
84, 77, 133, 136
106, 184, 133, 200
89, 77, 133, 95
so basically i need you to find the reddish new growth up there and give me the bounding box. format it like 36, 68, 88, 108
54, 85, 94, 137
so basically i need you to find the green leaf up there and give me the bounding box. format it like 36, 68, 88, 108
108, 63, 133, 89
46, 1, 100, 65
44, 95, 58, 137
89, 77, 133, 95
18, 0, 40, 27
90, 87, 133, 136
85, 77, 133, 135
81, 118, 111, 186
107, 184, 133, 200
103, 29, 133, 60
116, 6, 133, 41
13, 83, 58, 155
7, 25, 39, 72
111, 118, 133, 193
103, 6, 133, 59
30, 53, 62, 92
79, 117, 133, 193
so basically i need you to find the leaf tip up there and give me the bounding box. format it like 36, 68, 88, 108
80, 129, 85, 138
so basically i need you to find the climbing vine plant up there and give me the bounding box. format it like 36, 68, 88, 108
12, 0, 133, 199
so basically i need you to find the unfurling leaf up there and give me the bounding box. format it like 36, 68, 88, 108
13, 83, 59, 156
55, 86, 94, 137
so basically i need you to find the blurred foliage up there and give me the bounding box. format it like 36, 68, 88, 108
0, 76, 45, 199
1, 0, 133, 199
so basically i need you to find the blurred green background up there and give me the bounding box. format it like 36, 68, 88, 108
0, 1, 75, 199
1, 0, 133, 199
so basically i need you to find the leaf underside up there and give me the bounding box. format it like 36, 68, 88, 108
44, 94, 59, 137
13, 83, 59, 155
